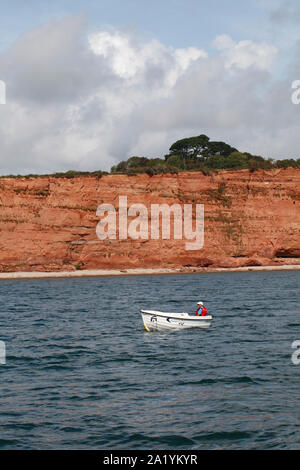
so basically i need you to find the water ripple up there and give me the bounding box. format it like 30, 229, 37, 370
0, 271, 299, 449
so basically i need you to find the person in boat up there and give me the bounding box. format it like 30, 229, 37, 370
195, 301, 207, 316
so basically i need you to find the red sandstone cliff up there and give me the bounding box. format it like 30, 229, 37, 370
0, 168, 299, 272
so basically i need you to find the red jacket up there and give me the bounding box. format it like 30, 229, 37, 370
196, 306, 207, 316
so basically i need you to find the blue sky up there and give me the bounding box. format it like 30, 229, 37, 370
0, 0, 291, 51
0, 0, 300, 174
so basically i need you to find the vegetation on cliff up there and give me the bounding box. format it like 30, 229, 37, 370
111, 134, 300, 176
1, 133, 300, 179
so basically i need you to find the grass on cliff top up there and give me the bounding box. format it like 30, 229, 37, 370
1, 164, 299, 180
0, 170, 108, 179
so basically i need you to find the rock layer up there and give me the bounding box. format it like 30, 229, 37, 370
0, 168, 299, 272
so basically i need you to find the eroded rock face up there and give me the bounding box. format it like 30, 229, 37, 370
275, 247, 300, 258
0, 168, 299, 272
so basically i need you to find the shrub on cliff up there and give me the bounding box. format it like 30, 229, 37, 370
275, 159, 299, 169
166, 154, 184, 169
3, 132, 299, 180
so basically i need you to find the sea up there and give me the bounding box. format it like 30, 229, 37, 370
0, 270, 299, 449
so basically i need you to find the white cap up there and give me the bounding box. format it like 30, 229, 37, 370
197, 301, 203, 306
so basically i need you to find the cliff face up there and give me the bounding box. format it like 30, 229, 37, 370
0, 169, 299, 272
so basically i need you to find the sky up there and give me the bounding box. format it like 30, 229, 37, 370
0, 0, 300, 174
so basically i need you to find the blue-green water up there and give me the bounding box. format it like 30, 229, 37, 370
0, 271, 299, 449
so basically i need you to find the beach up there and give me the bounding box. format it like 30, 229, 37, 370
0, 264, 300, 280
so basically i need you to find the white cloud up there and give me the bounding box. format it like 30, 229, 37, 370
89, 31, 145, 79
88, 30, 207, 90
212, 34, 278, 70
0, 16, 298, 175
213, 34, 235, 50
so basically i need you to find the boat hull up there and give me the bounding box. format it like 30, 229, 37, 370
141, 310, 212, 332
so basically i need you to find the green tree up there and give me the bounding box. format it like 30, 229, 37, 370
206, 141, 237, 158
169, 134, 210, 162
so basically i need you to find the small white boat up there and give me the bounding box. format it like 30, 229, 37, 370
141, 309, 212, 332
